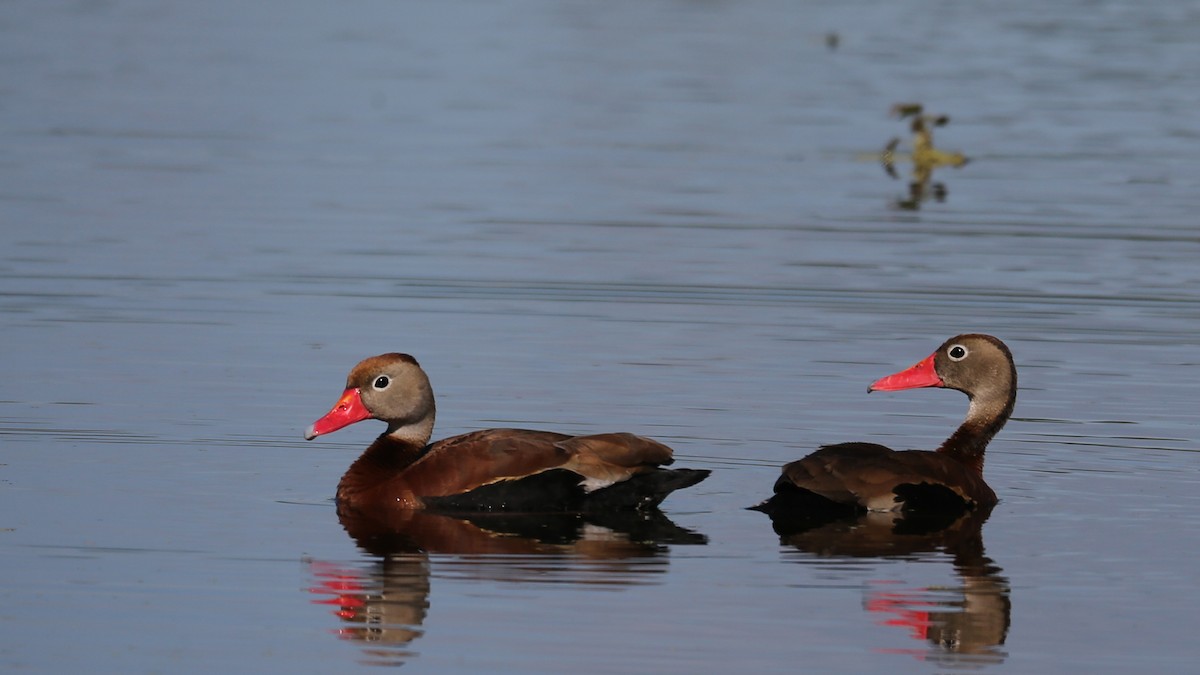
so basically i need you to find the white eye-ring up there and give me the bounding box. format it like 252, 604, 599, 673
372, 375, 391, 390
947, 344, 969, 361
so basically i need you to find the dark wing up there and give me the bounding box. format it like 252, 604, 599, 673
558, 432, 676, 490
403, 429, 575, 499
408, 429, 685, 507
777, 442, 897, 506
778, 443, 994, 511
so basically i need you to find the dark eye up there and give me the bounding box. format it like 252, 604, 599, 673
947, 344, 968, 361
373, 375, 390, 390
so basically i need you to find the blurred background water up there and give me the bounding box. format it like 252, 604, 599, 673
2, 0, 1198, 672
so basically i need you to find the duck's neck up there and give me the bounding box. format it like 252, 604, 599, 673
336, 423, 432, 501
385, 416, 435, 449
937, 394, 1014, 474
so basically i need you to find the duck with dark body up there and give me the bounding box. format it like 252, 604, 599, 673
305, 354, 709, 515
754, 334, 1016, 519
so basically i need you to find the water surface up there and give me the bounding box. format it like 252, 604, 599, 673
2, 1, 1198, 672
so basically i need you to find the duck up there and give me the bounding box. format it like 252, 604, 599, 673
305, 353, 710, 515
754, 334, 1016, 518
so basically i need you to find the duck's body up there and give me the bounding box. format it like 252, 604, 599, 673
336, 427, 707, 513
306, 354, 708, 514
756, 334, 1015, 517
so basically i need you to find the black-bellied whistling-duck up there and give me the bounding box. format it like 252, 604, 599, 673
305, 353, 709, 514
754, 334, 1016, 517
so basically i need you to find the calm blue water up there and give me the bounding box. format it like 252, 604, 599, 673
2, 1, 1198, 672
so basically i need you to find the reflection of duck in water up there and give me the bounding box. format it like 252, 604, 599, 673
753, 334, 1016, 521
776, 507, 1009, 665
305, 353, 709, 515
309, 555, 429, 668
309, 507, 706, 667
882, 104, 969, 209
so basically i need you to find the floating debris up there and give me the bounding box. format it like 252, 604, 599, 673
880, 104, 969, 210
